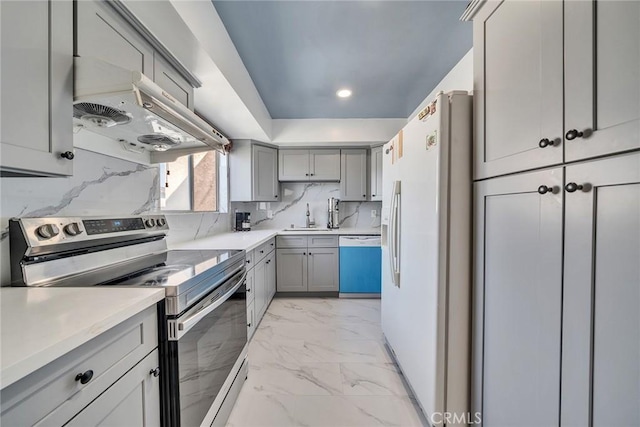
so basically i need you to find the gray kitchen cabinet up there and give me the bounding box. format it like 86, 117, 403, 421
307, 248, 339, 292
76, 0, 154, 77
276, 235, 338, 293
230, 140, 279, 202
76, 0, 194, 110
266, 251, 277, 301
473, 168, 563, 426
370, 146, 383, 201
1, 306, 159, 426
278, 149, 340, 181
561, 152, 640, 427
154, 56, 194, 110
66, 350, 160, 427
0, 0, 74, 177
340, 149, 368, 201
253, 257, 268, 321
564, 0, 640, 162
276, 249, 308, 292
469, 0, 563, 179
253, 144, 279, 202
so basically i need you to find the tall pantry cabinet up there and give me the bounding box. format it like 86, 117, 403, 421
463, 1, 640, 426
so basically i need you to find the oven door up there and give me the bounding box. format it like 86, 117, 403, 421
165, 268, 247, 427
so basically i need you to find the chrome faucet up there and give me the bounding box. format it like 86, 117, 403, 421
305, 203, 314, 228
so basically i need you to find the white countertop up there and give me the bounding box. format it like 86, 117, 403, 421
172, 228, 381, 252
0, 287, 165, 389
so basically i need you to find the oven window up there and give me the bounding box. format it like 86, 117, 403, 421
176, 286, 247, 426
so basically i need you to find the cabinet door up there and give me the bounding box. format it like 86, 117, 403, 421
245, 267, 255, 305
253, 259, 267, 320
266, 252, 277, 300
340, 149, 368, 201
247, 299, 256, 340
307, 248, 338, 292
276, 249, 307, 292
76, 0, 154, 77
473, 168, 563, 426
370, 146, 383, 201
564, 1, 640, 162
309, 149, 340, 181
279, 150, 310, 181
66, 350, 160, 427
153, 56, 194, 110
0, 0, 73, 176
252, 145, 279, 201
561, 153, 640, 426
473, 0, 563, 179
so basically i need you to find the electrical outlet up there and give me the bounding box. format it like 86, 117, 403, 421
371, 209, 377, 218
267, 210, 274, 219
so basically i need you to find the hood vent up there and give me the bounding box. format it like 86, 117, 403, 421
73, 57, 229, 161
73, 103, 132, 128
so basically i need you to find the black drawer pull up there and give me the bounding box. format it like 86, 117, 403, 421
537, 185, 554, 195
75, 370, 94, 384
150, 367, 160, 377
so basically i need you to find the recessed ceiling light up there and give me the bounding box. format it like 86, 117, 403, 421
336, 89, 352, 98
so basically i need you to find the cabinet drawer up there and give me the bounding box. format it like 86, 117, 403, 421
254, 238, 276, 262
308, 235, 338, 248
1, 305, 158, 426
245, 250, 255, 270
277, 235, 308, 249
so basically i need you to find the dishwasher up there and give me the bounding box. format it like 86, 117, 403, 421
339, 235, 382, 297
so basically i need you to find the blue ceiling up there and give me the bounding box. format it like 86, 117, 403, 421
213, 1, 471, 119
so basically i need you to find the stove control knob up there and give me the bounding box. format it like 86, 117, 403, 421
63, 222, 83, 236
36, 224, 60, 239
145, 218, 156, 228
157, 218, 166, 227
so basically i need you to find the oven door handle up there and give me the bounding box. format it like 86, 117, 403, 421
176, 269, 247, 337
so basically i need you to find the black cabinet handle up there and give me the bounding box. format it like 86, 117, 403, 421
565, 182, 584, 193
362, 194, 366, 198
565, 129, 584, 140
537, 185, 554, 195
266, 260, 270, 264
372, 194, 376, 197
75, 370, 94, 384
60, 151, 75, 160
305, 173, 309, 176
274, 195, 278, 198
150, 367, 160, 377
260, 250, 264, 254
303, 252, 306, 255
310, 173, 314, 176
247, 287, 251, 292
538, 138, 554, 148
270, 243, 274, 246
247, 323, 252, 327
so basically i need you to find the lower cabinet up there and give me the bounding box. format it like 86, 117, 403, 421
473, 152, 640, 427
66, 350, 160, 426
244, 240, 276, 340
276, 236, 339, 292
0, 305, 160, 426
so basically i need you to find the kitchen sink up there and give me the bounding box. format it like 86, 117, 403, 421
283, 228, 332, 232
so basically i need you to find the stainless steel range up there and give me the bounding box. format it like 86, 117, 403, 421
9, 215, 248, 427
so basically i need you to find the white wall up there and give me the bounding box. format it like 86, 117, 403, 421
408, 48, 473, 122
271, 118, 406, 145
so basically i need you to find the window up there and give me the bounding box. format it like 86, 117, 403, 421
160, 151, 227, 212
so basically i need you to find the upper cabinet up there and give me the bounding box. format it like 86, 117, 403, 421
229, 140, 279, 202
340, 149, 368, 201
468, 0, 639, 179
75, 0, 194, 110
279, 149, 340, 181
564, 0, 640, 162
0, 0, 74, 177
370, 146, 383, 201
471, 0, 563, 179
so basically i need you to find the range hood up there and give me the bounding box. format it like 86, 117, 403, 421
73, 57, 229, 162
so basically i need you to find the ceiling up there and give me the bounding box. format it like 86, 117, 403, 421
212, 1, 471, 120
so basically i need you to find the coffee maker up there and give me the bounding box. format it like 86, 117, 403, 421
235, 211, 251, 231
327, 197, 340, 229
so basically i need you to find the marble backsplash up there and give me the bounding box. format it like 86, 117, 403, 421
0, 148, 231, 286
232, 183, 382, 230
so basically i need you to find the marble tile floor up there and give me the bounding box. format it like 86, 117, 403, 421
226, 298, 428, 427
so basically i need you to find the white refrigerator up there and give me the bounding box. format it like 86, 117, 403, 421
381, 91, 472, 426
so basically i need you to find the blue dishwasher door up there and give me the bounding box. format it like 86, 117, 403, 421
339, 237, 382, 293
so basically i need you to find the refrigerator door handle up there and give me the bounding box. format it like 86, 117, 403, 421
389, 180, 401, 287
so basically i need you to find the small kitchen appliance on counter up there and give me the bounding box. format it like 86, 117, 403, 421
327, 197, 340, 229
235, 211, 251, 231
9, 215, 248, 427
